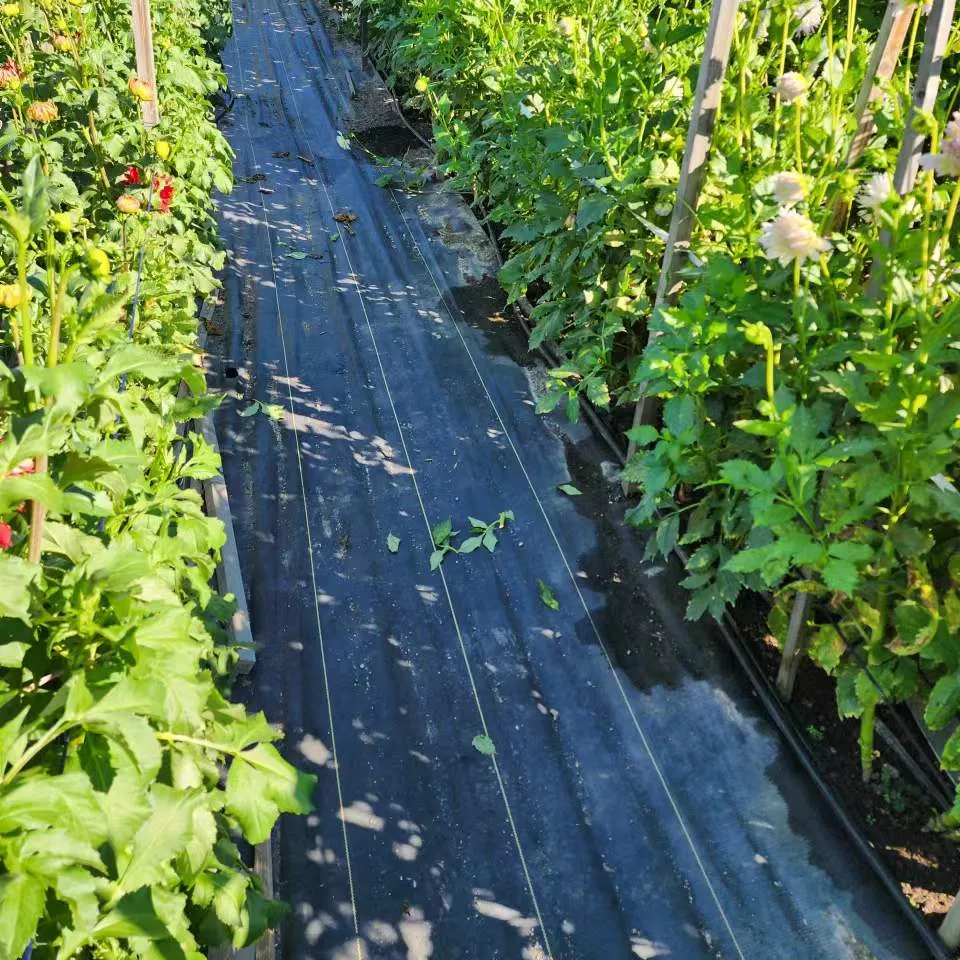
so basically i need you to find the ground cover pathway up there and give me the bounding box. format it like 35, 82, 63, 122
212, 1, 937, 955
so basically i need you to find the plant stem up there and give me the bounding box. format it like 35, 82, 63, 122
794, 258, 806, 356
904, 2, 921, 101
794, 102, 803, 173
860, 700, 876, 782
938, 177, 960, 254
2, 720, 68, 785
17, 241, 33, 366
772, 13, 790, 145
842, 0, 857, 80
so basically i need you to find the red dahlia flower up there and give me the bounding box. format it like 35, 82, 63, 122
153, 173, 174, 213
122, 165, 141, 185
0, 523, 12, 550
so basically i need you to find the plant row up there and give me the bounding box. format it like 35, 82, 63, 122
0, 1, 313, 957
362, 0, 960, 825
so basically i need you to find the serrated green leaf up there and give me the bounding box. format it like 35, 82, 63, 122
225, 743, 315, 844
17, 827, 106, 876
386, 533, 400, 553
889, 523, 935, 558
429, 550, 444, 571
942, 727, 960, 769
808, 624, 844, 673
656, 513, 679, 556
459, 536, 483, 554
0, 872, 44, 960
625, 424, 658, 448
827, 541, 873, 563
178, 806, 218, 881
0, 706, 29, 772
719, 459, 775, 493
76, 732, 115, 792
925, 674, 960, 731
431, 518, 452, 546
822, 558, 859, 596
663, 396, 696, 437
836, 668, 862, 718
557, 483, 582, 496
0, 556, 39, 622
113, 785, 204, 899
892, 601, 938, 654
0, 771, 105, 838
91, 887, 172, 941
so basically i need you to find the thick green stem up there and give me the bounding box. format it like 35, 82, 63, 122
772, 13, 790, 145
859, 700, 876, 782
765, 341, 776, 410
794, 259, 806, 356
843, 0, 857, 79
938, 177, 960, 254
794, 102, 803, 173
17, 242, 33, 367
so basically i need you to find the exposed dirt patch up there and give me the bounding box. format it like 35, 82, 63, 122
737, 601, 960, 927
352, 123, 424, 159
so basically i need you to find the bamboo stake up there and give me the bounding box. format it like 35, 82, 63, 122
130, 0, 160, 128
623, 0, 739, 487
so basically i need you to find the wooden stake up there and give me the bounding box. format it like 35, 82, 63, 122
867, 0, 956, 286
776, 590, 812, 701
130, 0, 160, 128
941, 886, 960, 949
893, 0, 956, 194
623, 0, 739, 487
846, 0, 917, 168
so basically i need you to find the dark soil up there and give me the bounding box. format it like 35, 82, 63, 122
737, 600, 960, 927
